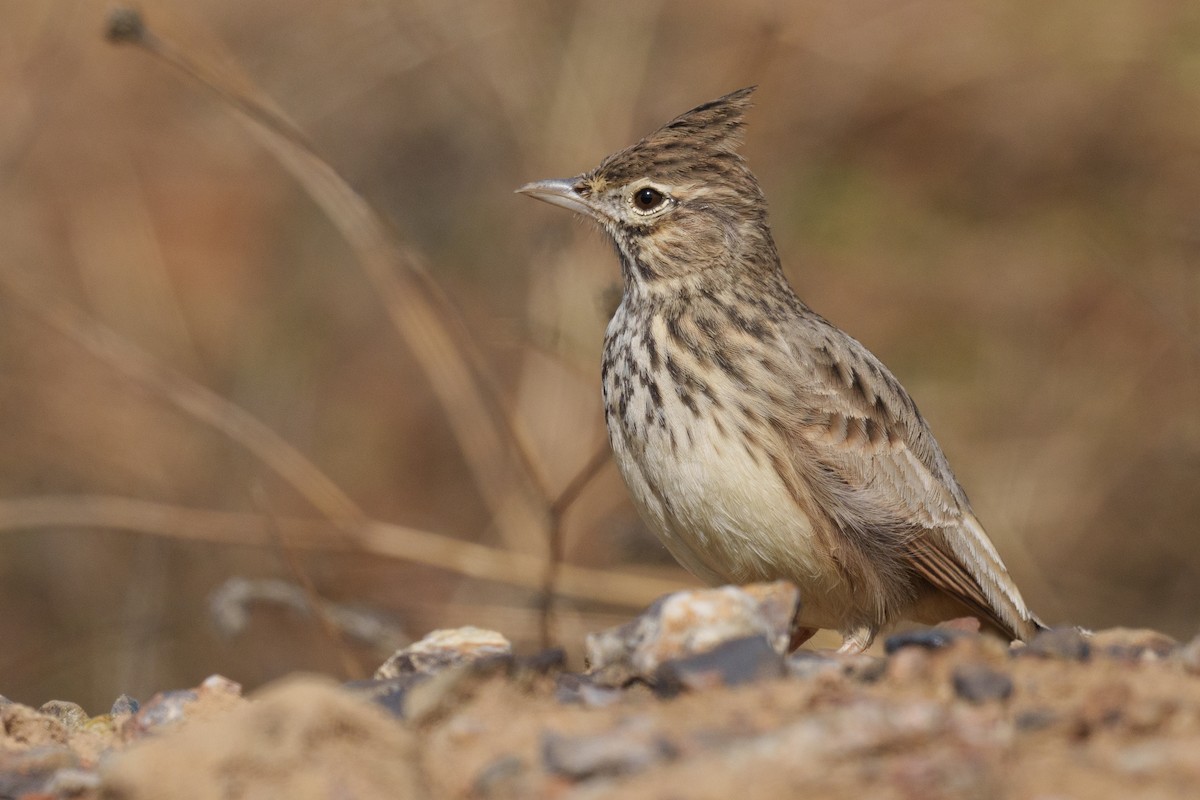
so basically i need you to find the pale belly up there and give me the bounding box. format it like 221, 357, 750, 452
607, 393, 853, 631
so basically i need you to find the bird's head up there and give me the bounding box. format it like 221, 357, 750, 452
518, 87, 778, 290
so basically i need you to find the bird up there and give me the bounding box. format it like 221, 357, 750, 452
517, 87, 1043, 652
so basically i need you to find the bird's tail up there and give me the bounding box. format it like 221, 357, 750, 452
960, 512, 1043, 641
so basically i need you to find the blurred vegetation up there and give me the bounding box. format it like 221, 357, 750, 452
1, 0, 1197, 711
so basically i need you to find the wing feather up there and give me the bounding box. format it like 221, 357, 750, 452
779, 315, 1039, 639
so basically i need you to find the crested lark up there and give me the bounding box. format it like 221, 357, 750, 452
518, 87, 1043, 652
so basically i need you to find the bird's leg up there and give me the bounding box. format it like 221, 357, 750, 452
836, 626, 876, 654
788, 625, 818, 652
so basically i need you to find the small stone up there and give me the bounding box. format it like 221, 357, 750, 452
111, 694, 140, 716
585, 582, 800, 685
129, 689, 198, 732
739, 582, 805, 636
45, 767, 102, 795
843, 654, 888, 683
542, 718, 675, 780
402, 656, 515, 724
375, 627, 512, 679
1014, 708, 1058, 731
198, 674, 243, 697
126, 675, 243, 737
884, 627, 968, 654
38, 701, 89, 730
951, 663, 1014, 704
653, 635, 786, 696
1023, 627, 1091, 661
554, 674, 623, 708
105, 7, 146, 44
2, 703, 69, 747
344, 676, 426, 718
1090, 628, 1177, 662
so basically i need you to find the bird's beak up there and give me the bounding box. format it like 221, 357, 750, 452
515, 177, 596, 218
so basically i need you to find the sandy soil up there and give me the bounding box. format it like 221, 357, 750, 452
3, 624, 1199, 799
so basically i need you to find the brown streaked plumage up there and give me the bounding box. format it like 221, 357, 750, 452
518, 87, 1043, 652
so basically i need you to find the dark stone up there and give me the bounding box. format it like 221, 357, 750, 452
111, 694, 140, 716
845, 655, 888, 684
1090, 629, 1177, 662
344, 675, 428, 718
653, 635, 786, 697
585, 583, 799, 687
519, 648, 566, 675
105, 7, 146, 44
468, 653, 518, 678
554, 673, 623, 707
1014, 708, 1059, 731
1023, 627, 1091, 661
884, 628, 968, 654
951, 663, 1014, 704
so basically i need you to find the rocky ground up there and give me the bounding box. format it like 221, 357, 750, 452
3, 583, 1199, 799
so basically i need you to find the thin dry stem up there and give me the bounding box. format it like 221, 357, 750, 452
538, 444, 613, 647
210, 577, 410, 654
106, 7, 553, 557
0, 495, 692, 607
0, 273, 366, 529
252, 486, 367, 679
1, 270, 662, 617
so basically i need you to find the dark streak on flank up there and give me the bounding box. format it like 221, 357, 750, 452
643, 330, 660, 370
714, 347, 746, 384
647, 379, 663, 408
740, 426, 762, 465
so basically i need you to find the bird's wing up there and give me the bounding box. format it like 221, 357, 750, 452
780, 320, 1036, 638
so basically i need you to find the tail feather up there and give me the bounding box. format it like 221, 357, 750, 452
957, 513, 1041, 641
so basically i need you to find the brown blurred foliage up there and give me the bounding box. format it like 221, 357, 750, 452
1, 0, 1197, 711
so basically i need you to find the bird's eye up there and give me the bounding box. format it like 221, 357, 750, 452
632, 187, 666, 212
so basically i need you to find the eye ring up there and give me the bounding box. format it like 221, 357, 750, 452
631, 186, 667, 212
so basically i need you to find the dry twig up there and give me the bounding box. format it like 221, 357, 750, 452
0, 495, 692, 606
101, 8, 635, 639
107, 7, 551, 555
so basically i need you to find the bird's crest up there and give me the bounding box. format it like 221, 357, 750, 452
594, 87, 757, 184
656, 85, 756, 153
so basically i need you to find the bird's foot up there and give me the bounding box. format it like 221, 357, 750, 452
836, 626, 876, 655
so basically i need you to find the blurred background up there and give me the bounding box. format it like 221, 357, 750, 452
1, 0, 1197, 711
